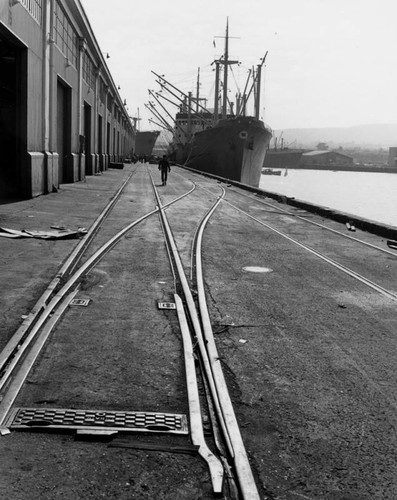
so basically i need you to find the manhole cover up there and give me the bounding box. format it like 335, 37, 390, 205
242, 266, 273, 273
6, 408, 188, 435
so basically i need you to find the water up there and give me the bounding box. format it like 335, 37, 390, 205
259, 169, 397, 228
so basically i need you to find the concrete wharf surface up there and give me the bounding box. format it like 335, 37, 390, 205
0, 162, 397, 499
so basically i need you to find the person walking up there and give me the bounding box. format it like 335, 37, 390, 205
158, 155, 171, 186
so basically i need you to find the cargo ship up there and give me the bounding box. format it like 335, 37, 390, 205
147, 20, 272, 187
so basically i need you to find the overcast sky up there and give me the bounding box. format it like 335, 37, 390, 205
81, 0, 397, 132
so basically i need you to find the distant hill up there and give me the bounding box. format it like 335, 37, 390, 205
273, 124, 397, 149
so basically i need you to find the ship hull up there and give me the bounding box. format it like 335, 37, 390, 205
174, 117, 272, 187
135, 131, 160, 156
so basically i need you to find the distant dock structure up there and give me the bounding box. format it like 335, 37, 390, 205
264, 148, 397, 173
388, 147, 397, 168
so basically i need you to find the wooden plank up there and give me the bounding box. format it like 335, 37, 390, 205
109, 439, 199, 455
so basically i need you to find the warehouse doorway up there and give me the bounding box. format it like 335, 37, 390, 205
84, 103, 92, 174
106, 122, 110, 157
0, 29, 27, 199
97, 114, 103, 171
56, 79, 71, 183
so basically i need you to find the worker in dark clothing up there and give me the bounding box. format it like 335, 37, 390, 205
158, 155, 171, 185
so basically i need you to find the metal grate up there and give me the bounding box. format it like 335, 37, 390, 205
7, 408, 188, 434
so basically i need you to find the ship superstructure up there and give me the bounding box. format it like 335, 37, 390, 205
146, 20, 272, 186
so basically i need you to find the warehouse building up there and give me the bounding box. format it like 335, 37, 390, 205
0, 0, 135, 199
300, 150, 354, 167
388, 147, 397, 168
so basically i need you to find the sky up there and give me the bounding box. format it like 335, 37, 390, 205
80, 0, 397, 132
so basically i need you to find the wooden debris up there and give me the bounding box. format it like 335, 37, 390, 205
108, 439, 199, 455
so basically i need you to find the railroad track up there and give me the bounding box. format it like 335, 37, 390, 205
151, 171, 262, 499
173, 176, 395, 309
228, 187, 397, 257
185, 175, 397, 303
219, 197, 397, 303
0, 165, 263, 499
0, 171, 194, 410
0, 166, 138, 385
2, 163, 394, 499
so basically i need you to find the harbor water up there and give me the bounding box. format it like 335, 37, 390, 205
259, 169, 397, 229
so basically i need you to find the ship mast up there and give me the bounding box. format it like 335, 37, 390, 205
254, 52, 268, 119
222, 20, 229, 119
196, 67, 200, 112
136, 108, 141, 131
213, 61, 220, 124
214, 18, 239, 121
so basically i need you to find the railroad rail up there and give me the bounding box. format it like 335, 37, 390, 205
1, 163, 396, 499
221, 198, 397, 303
151, 170, 261, 498
0, 176, 195, 418
186, 175, 397, 303
0, 166, 262, 499
228, 187, 397, 258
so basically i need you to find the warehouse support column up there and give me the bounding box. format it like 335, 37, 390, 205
93, 67, 100, 173
78, 37, 86, 181
104, 87, 109, 170
42, 0, 56, 193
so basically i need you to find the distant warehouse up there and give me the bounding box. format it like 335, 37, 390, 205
263, 149, 354, 170
300, 150, 354, 167
0, 0, 135, 199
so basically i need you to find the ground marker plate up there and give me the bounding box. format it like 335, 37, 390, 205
70, 298, 90, 306
157, 302, 176, 310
